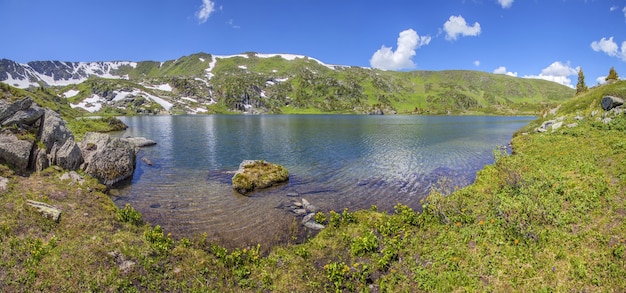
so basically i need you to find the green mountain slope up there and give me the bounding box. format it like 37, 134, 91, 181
2, 52, 574, 116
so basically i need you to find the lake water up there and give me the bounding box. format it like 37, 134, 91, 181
113, 115, 532, 248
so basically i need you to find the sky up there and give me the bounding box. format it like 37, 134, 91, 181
1, 0, 626, 88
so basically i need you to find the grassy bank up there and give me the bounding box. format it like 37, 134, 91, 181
0, 81, 624, 291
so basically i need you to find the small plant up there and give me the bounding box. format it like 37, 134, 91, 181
144, 225, 173, 254
294, 246, 310, 260
117, 204, 143, 226
350, 231, 379, 256
329, 210, 341, 228
341, 208, 357, 224
324, 261, 350, 292
314, 212, 327, 224
394, 203, 418, 226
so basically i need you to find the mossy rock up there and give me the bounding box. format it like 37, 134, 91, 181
232, 160, 289, 195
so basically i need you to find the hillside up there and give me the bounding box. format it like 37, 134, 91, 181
1, 52, 574, 115
0, 75, 624, 291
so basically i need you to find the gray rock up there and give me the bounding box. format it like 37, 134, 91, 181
574, 115, 584, 121
294, 208, 307, 215
1, 104, 44, 127
34, 148, 48, 172
79, 132, 136, 187
566, 123, 578, 128
551, 121, 563, 132
601, 95, 624, 111
0, 133, 33, 173
304, 221, 325, 230
54, 138, 83, 171
302, 213, 316, 224
0, 97, 33, 123
536, 120, 556, 133
0, 176, 8, 193
60, 171, 85, 185
301, 198, 319, 213
40, 108, 73, 152
123, 137, 157, 148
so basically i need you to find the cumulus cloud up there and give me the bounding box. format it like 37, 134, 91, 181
474, 60, 480, 67
591, 36, 626, 62
523, 61, 578, 88
493, 66, 518, 77
498, 0, 514, 9
370, 29, 431, 70
196, 0, 216, 24
443, 15, 481, 41
591, 37, 619, 56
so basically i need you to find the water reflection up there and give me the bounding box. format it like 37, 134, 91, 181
114, 115, 532, 249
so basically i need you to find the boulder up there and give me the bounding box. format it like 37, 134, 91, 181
232, 160, 289, 195
123, 137, 157, 148
1, 104, 44, 127
40, 108, 73, 152
0, 133, 33, 173
79, 132, 136, 188
601, 95, 624, 111
53, 138, 83, 171
0, 97, 33, 123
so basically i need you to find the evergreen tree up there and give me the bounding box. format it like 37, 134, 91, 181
605, 66, 619, 82
576, 68, 588, 95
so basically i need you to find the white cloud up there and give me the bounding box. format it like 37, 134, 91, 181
523, 61, 578, 88
370, 29, 431, 70
493, 66, 518, 77
623, 6, 626, 19
610, 5, 619, 12
596, 76, 608, 85
474, 60, 480, 67
498, 0, 514, 9
196, 0, 216, 24
443, 15, 481, 41
591, 37, 618, 56
591, 37, 626, 62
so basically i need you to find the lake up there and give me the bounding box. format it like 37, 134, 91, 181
113, 115, 532, 248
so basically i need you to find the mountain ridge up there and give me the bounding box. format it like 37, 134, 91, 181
0, 52, 575, 115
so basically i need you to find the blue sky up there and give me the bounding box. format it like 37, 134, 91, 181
1, 0, 625, 88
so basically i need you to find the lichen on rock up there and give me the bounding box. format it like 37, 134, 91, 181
232, 160, 289, 195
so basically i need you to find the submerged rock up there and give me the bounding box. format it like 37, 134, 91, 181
231, 160, 289, 195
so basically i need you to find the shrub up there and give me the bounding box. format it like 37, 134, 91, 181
117, 204, 143, 226
350, 231, 379, 256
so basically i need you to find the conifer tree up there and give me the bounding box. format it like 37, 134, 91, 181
576, 68, 588, 95
605, 66, 619, 82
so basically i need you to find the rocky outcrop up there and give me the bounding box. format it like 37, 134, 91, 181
0, 133, 33, 172
79, 132, 136, 188
601, 95, 624, 111
232, 160, 289, 195
0, 98, 139, 187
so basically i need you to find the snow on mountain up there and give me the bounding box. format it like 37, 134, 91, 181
144, 83, 173, 92
0, 59, 136, 89
63, 89, 80, 98
70, 95, 104, 113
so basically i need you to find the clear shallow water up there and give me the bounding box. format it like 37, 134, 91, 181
113, 115, 532, 248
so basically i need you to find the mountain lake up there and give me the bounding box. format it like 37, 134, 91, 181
112, 115, 533, 248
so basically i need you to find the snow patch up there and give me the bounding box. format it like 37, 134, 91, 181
181, 97, 198, 103
145, 83, 173, 92
199, 57, 205, 62
62, 89, 80, 98
70, 94, 104, 112
2, 72, 37, 88
238, 65, 247, 69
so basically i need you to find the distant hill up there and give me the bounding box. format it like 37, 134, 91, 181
0, 52, 575, 115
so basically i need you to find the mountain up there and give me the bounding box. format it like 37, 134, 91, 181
0, 52, 575, 115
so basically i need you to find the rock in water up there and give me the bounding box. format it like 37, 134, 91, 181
232, 160, 289, 195
79, 132, 136, 188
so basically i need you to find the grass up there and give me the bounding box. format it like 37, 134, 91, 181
0, 81, 624, 291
